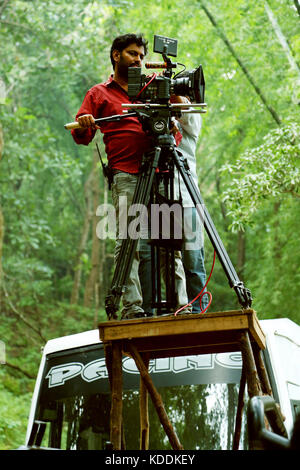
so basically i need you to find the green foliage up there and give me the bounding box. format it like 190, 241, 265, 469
0, 382, 32, 450
122, 384, 224, 449
220, 122, 300, 231
0, 0, 300, 450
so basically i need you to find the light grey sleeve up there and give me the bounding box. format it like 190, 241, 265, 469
179, 111, 202, 139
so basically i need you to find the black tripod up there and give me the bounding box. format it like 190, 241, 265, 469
104, 104, 252, 320
145, 159, 184, 316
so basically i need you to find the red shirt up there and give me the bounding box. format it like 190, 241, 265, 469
71, 76, 151, 173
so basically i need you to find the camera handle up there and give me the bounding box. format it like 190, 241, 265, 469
64, 104, 207, 130
64, 112, 137, 130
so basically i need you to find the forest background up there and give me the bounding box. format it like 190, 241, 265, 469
0, 0, 299, 449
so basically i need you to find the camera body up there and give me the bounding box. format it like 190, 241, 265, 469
127, 35, 205, 104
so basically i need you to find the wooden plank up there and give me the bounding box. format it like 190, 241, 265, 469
110, 342, 123, 450
248, 311, 266, 351
239, 331, 262, 397
100, 311, 248, 340
139, 355, 149, 450
98, 310, 265, 351
122, 330, 244, 358
233, 367, 246, 450
127, 342, 184, 450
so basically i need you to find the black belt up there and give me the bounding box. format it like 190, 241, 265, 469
112, 170, 138, 176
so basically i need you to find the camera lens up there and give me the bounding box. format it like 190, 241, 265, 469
172, 66, 205, 103
172, 77, 190, 97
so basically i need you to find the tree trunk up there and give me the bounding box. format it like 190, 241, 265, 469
199, 0, 281, 125
215, 173, 228, 227
265, 1, 300, 74
0, 124, 4, 299
70, 170, 93, 305
273, 201, 282, 263
0, 207, 3, 289
98, 178, 108, 311
84, 149, 101, 309
227, 384, 235, 449
237, 229, 246, 280
265, 1, 300, 105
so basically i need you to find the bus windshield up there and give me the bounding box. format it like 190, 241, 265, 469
34, 343, 248, 450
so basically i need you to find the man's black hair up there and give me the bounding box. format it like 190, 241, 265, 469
110, 33, 148, 69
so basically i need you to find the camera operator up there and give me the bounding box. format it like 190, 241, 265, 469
71, 33, 190, 320
171, 94, 208, 312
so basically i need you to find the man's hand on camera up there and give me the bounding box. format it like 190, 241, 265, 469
170, 117, 180, 137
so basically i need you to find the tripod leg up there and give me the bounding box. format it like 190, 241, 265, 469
172, 148, 252, 309
105, 148, 162, 319
150, 172, 179, 314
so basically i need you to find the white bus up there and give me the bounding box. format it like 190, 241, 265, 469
21, 318, 300, 450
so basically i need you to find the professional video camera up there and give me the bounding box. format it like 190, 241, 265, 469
123, 35, 206, 136
127, 35, 205, 104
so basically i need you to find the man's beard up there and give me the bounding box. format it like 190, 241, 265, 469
117, 62, 130, 80
117, 55, 139, 81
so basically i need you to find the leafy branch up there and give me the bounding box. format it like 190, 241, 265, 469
2, 281, 46, 344
3, 361, 35, 380
220, 122, 300, 231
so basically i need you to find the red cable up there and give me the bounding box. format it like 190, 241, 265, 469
174, 250, 216, 316
135, 73, 157, 99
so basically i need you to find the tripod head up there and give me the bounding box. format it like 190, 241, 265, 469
122, 102, 206, 138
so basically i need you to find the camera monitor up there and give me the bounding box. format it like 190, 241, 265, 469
153, 35, 178, 57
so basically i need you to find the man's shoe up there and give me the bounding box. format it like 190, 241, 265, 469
121, 311, 147, 321
156, 308, 192, 317
144, 311, 154, 318
175, 307, 192, 316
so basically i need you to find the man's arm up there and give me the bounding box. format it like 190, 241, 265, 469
71, 89, 100, 145
170, 95, 201, 139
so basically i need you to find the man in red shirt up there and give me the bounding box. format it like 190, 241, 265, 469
71, 34, 151, 172
71, 33, 190, 320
